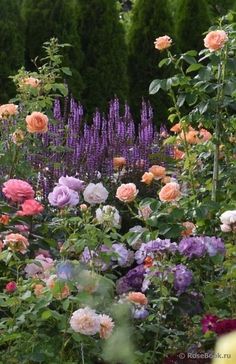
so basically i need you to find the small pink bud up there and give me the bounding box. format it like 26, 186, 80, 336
80, 204, 88, 212
5, 281, 17, 293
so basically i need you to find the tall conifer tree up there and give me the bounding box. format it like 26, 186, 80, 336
0, 0, 25, 103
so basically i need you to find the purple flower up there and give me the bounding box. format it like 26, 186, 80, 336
178, 237, 206, 259
58, 175, 85, 192
173, 264, 193, 294
48, 185, 79, 208
203, 236, 225, 256
133, 308, 149, 319
112, 243, 134, 267
57, 261, 74, 280
116, 265, 146, 295
135, 238, 177, 264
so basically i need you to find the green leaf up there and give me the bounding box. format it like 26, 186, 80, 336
41, 310, 52, 320
61, 67, 72, 76
177, 94, 186, 107
186, 63, 203, 73
182, 55, 196, 64
149, 79, 161, 94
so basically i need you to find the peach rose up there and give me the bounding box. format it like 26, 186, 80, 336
159, 182, 181, 202
17, 199, 44, 216
2, 179, 35, 202
149, 165, 166, 180
0, 104, 18, 119
116, 183, 138, 203
180, 130, 200, 144
12, 129, 24, 145
22, 77, 40, 88
161, 176, 172, 184
154, 35, 172, 50
34, 284, 44, 296
26, 112, 48, 133
4, 233, 29, 254
173, 147, 185, 160
113, 157, 126, 169
99, 314, 114, 339
141, 172, 154, 185
170, 123, 182, 133
199, 128, 212, 142
127, 292, 148, 305
181, 222, 196, 237
0, 214, 10, 225
204, 30, 228, 52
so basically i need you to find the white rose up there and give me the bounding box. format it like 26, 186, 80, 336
83, 183, 108, 205
220, 224, 232, 232
96, 205, 121, 228
220, 210, 236, 225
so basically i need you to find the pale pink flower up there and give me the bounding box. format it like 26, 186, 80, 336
70, 307, 100, 335
204, 30, 228, 52
22, 77, 40, 88
0, 104, 18, 119
99, 314, 114, 339
4, 233, 29, 254
159, 182, 181, 202
116, 183, 138, 203
25, 254, 54, 278
154, 35, 172, 50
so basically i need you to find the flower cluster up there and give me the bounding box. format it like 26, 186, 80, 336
48, 175, 84, 208
178, 236, 225, 259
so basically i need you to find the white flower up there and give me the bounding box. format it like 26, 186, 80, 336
69, 307, 100, 335
96, 205, 121, 228
220, 210, 236, 225
220, 224, 232, 233
83, 183, 108, 205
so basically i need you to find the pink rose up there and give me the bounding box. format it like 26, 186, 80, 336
4, 233, 29, 254
21, 77, 40, 88
26, 112, 48, 133
116, 183, 138, 203
2, 179, 35, 203
204, 30, 228, 52
0, 104, 18, 119
25, 254, 54, 278
159, 182, 181, 202
17, 199, 44, 216
199, 128, 212, 142
5, 281, 17, 293
154, 35, 172, 50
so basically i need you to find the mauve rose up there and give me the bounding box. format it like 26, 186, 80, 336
83, 182, 108, 205
17, 199, 44, 216
204, 30, 228, 52
2, 179, 35, 203
48, 185, 79, 208
58, 175, 85, 192
25, 254, 54, 278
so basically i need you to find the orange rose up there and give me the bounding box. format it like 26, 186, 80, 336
113, 157, 126, 169
180, 130, 200, 144
161, 176, 172, 184
127, 292, 148, 305
26, 112, 48, 133
154, 35, 172, 50
149, 165, 166, 180
173, 147, 185, 160
34, 284, 44, 296
170, 123, 182, 133
0, 214, 10, 225
204, 30, 228, 52
141, 172, 154, 185
0, 104, 18, 119
116, 183, 138, 203
159, 182, 181, 202
181, 222, 196, 237
22, 77, 40, 88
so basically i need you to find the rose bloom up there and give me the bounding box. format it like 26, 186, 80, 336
127, 292, 148, 305
25, 254, 54, 278
220, 223, 232, 232
48, 185, 79, 208
213, 331, 236, 364
159, 182, 181, 202
180, 129, 200, 144
116, 183, 138, 203
83, 182, 108, 205
17, 199, 44, 216
14, 224, 29, 232
149, 165, 166, 180
161, 176, 172, 184
199, 128, 212, 142
70, 307, 101, 336
113, 157, 126, 170
173, 147, 185, 160
0, 103, 18, 119
5, 281, 17, 293
12, 129, 24, 145
4, 233, 29, 254
46, 275, 70, 299
0, 214, 10, 225
26, 111, 48, 133
58, 175, 85, 192
34, 284, 44, 297
170, 123, 182, 133
154, 35, 172, 50
2, 179, 34, 202
99, 314, 114, 339
204, 30, 228, 52
22, 77, 40, 88
182, 222, 196, 237
138, 204, 152, 220
141, 172, 154, 185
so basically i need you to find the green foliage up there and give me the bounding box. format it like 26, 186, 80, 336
207, 0, 236, 18
21, 0, 83, 99
127, 0, 173, 125
0, 0, 25, 103
175, 0, 211, 52
79, 0, 128, 117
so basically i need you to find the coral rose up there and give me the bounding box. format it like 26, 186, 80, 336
113, 157, 126, 169
4, 233, 29, 254
182, 222, 196, 237
149, 165, 166, 180
173, 147, 185, 160
159, 182, 181, 202
0, 214, 10, 225
199, 128, 212, 142
116, 183, 138, 203
26, 111, 48, 133
127, 292, 148, 305
204, 30, 228, 52
22, 77, 40, 88
0, 104, 18, 119
154, 35, 172, 50
141, 172, 154, 185
2, 179, 35, 202
17, 199, 44, 216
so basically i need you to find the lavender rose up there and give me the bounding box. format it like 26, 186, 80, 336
178, 237, 206, 259
173, 264, 193, 294
48, 185, 79, 208
58, 175, 85, 192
